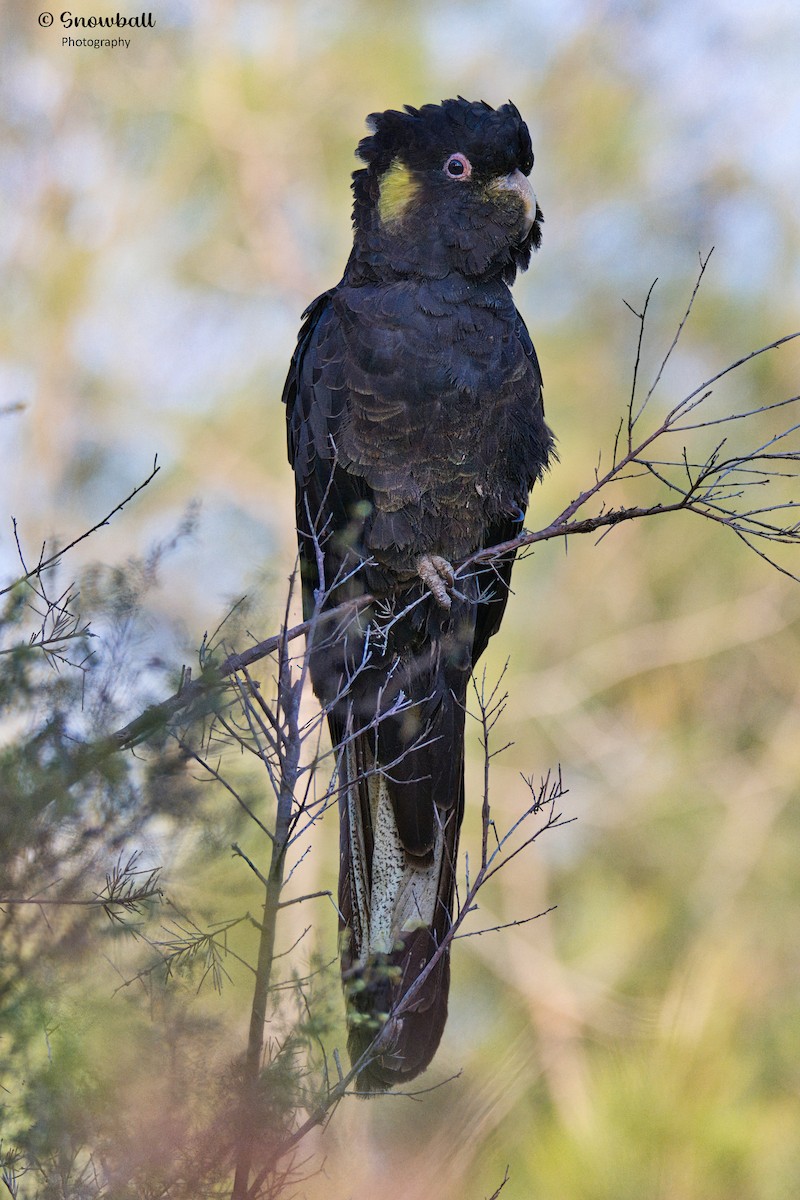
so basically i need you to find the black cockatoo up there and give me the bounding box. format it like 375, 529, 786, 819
283, 98, 553, 1089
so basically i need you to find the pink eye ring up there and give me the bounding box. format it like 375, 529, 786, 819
443, 152, 472, 180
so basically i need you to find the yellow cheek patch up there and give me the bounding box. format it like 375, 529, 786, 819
377, 159, 419, 226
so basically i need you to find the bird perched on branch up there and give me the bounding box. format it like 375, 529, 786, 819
283, 97, 553, 1089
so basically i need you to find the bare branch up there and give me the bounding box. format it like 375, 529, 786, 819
2, 458, 160, 598
454, 906, 557, 939
485, 1166, 511, 1200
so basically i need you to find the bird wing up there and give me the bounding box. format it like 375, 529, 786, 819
471, 306, 546, 662
283, 287, 470, 1087
283, 289, 372, 625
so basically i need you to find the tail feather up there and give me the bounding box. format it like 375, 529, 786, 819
339, 734, 463, 1090
316, 585, 477, 1088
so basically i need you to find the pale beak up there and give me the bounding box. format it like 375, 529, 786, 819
493, 168, 537, 233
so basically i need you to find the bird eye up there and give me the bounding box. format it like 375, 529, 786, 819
443, 153, 471, 180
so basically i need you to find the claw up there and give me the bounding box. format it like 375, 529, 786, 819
416, 554, 455, 610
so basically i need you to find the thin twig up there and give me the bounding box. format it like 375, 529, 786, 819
2, 458, 160, 598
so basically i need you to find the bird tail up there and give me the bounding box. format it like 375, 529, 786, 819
336, 719, 464, 1091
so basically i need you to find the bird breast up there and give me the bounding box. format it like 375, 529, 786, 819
325, 280, 536, 568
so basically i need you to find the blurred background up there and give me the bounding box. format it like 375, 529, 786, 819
2, 1, 800, 1197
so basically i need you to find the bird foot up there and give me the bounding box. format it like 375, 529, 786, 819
416, 554, 455, 610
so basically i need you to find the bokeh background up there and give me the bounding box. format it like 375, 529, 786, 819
2, 1, 800, 1197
